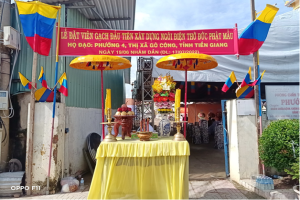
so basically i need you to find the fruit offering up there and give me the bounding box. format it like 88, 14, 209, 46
115, 104, 135, 116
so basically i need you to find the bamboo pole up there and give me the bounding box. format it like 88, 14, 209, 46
26, 52, 38, 195
46, 5, 61, 195
250, 0, 263, 175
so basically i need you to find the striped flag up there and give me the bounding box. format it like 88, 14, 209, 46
16, 1, 60, 56
58, 72, 68, 96
35, 87, 54, 102
207, 84, 211, 95
38, 66, 48, 88
236, 85, 254, 99
179, 82, 184, 89
248, 70, 265, 86
191, 82, 195, 93
239, 4, 279, 55
222, 72, 236, 92
240, 67, 252, 88
19, 72, 32, 89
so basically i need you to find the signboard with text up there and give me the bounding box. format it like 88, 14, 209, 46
265, 85, 299, 120
58, 27, 239, 56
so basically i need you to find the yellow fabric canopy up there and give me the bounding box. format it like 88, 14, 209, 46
69, 55, 132, 71
88, 137, 190, 199
156, 53, 218, 71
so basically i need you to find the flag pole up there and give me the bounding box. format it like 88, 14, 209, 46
51, 77, 61, 91
257, 50, 265, 175
250, 0, 263, 175
46, 5, 61, 195
235, 79, 240, 87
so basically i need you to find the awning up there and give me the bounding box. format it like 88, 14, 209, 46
152, 11, 299, 83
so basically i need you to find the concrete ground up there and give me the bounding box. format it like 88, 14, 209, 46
2, 180, 264, 199
2, 140, 263, 199
189, 142, 226, 180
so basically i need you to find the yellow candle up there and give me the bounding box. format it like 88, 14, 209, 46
175, 89, 181, 119
175, 89, 181, 109
105, 95, 107, 115
105, 89, 111, 116
175, 90, 178, 109
107, 89, 111, 109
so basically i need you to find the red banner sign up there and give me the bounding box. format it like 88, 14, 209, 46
58, 27, 239, 56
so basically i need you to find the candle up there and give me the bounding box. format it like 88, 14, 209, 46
143, 119, 146, 132
105, 89, 111, 116
107, 89, 111, 109
105, 94, 107, 116
175, 89, 181, 120
140, 120, 143, 132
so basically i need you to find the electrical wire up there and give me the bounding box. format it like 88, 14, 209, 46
0, 117, 7, 143
2, 48, 18, 118
1, 4, 21, 119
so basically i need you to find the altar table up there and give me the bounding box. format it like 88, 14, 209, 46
88, 137, 190, 199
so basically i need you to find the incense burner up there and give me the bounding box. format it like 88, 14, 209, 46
136, 132, 153, 141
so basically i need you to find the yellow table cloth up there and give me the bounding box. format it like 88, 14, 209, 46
88, 137, 190, 199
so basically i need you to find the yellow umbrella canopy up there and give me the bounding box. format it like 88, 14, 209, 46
70, 55, 131, 70
69, 55, 131, 140
156, 53, 218, 71
156, 53, 218, 139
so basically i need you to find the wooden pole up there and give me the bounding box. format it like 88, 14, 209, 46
26, 52, 38, 195
47, 5, 61, 195
250, 0, 262, 175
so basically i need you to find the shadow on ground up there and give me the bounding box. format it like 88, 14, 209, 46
189, 180, 265, 199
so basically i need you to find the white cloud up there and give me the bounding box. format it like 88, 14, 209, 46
126, 0, 292, 98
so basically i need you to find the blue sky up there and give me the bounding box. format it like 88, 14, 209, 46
125, 0, 293, 98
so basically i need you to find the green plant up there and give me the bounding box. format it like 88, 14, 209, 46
284, 157, 299, 181
259, 119, 299, 172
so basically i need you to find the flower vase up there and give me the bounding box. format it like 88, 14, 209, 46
158, 115, 171, 137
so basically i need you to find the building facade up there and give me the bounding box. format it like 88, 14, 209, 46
5, 1, 135, 194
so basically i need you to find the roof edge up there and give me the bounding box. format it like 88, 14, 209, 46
285, 0, 296, 6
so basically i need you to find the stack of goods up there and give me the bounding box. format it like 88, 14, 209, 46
152, 74, 176, 114
115, 104, 135, 116
200, 120, 209, 144
214, 122, 224, 149
192, 125, 201, 144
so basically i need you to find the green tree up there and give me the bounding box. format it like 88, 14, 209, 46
259, 119, 299, 172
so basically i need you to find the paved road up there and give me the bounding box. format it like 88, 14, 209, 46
189, 180, 264, 199
2, 180, 264, 199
